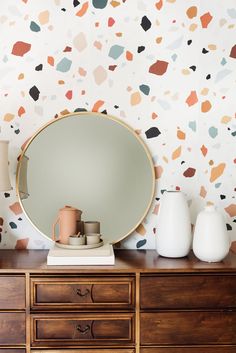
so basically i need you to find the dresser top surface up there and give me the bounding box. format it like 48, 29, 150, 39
0, 249, 236, 273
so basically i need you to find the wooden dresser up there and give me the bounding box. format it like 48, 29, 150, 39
0, 249, 235, 353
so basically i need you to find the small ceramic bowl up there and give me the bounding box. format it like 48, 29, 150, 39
69, 235, 86, 246
86, 233, 101, 245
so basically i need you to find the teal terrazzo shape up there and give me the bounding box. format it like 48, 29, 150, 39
227, 8, 236, 18
30, 21, 41, 32
92, 0, 108, 9
108, 45, 124, 59
221, 57, 227, 65
139, 84, 150, 95
209, 126, 218, 138
189, 121, 196, 132
56, 58, 72, 72
215, 183, 221, 188
171, 54, 177, 61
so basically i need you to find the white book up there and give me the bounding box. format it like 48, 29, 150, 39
47, 243, 115, 265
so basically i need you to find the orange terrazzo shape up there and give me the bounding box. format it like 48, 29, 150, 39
186, 90, 198, 106
155, 0, 163, 10
18, 106, 25, 117
186, 6, 197, 19
177, 129, 186, 140
149, 60, 169, 75
154, 165, 163, 179
9, 202, 23, 215
92, 100, 105, 112
11, 41, 31, 56
201, 100, 212, 112
210, 163, 226, 182
76, 2, 89, 16
225, 204, 236, 217
15, 238, 29, 250
172, 146, 182, 160
136, 223, 146, 236
200, 186, 207, 198
200, 12, 213, 28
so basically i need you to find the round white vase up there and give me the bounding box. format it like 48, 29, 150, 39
193, 205, 231, 262
156, 191, 192, 258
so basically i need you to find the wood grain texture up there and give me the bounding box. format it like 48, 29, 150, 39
0, 351, 25, 353
0, 250, 236, 351
31, 348, 135, 353
0, 250, 236, 273
0, 312, 25, 344
0, 350, 25, 353
31, 276, 135, 310
141, 275, 236, 309
0, 276, 25, 309
141, 348, 236, 353
31, 313, 135, 347
141, 312, 236, 345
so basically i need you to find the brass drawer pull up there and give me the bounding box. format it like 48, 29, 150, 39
76, 288, 90, 297
76, 324, 90, 334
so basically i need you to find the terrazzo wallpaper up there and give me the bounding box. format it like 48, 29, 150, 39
0, 0, 236, 250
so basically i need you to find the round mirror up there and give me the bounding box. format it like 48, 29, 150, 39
16, 112, 155, 244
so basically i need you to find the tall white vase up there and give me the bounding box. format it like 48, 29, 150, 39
156, 191, 192, 258
193, 205, 231, 262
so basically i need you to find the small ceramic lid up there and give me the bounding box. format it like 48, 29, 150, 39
60, 205, 82, 212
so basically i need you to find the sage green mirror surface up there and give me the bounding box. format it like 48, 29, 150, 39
16, 112, 155, 244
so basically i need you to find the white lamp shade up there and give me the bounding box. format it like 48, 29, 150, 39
0, 140, 12, 191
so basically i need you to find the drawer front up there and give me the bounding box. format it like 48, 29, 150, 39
0, 312, 25, 344
141, 312, 236, 345
141, 348, 236, 353
0, 351, 25, 353
0, 276, 25, 309
31, 277, 134, 309
141, 275, 236, 309
31, 348, 135, 353
31, 313, 135, 346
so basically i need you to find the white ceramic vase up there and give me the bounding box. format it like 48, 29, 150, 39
193, 205, 230, 262
156, 191, 192, 258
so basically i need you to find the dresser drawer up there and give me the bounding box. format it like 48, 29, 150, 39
141, 312, 236, 345
0, 348, 25, 353
31, 276, 134, 310
140, 275, 236, 309
0, 312, 25, 344
31, 348, 135, 353
31, 313, 135, 347
141, 348, 236, 353
0, 276, 25, 309
0, 351, 25, 353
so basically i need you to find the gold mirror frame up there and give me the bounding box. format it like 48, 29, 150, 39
16, 111, 155, 244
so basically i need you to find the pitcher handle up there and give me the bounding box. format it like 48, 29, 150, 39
52, 217, 59, 242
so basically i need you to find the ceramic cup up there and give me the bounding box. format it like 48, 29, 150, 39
68, 235, 86, 246
84, 221, 100, 234
86, 233, 101, 245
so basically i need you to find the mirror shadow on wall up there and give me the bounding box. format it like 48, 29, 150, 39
16, 112, 155, 245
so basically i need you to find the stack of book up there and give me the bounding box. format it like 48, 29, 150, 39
47, 243, 115, 265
